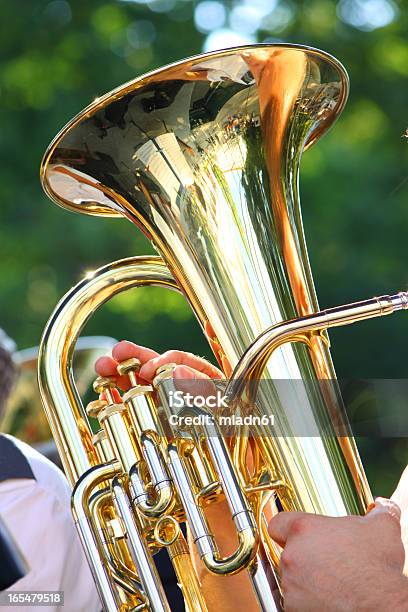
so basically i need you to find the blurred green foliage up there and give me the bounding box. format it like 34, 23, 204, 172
1, 0, 408, 495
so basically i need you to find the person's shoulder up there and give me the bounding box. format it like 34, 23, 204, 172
2, 435, 71, 505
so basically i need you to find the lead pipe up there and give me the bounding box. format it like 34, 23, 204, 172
226, 293, 408, 403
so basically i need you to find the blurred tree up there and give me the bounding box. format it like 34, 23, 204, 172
0, 0, 407, 494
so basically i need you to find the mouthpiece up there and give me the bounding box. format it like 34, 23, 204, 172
390, 292, 408, 311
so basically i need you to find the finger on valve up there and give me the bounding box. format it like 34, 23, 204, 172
139, 350, 223, 382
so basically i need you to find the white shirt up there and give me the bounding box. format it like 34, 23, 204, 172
0, 435, 100, 612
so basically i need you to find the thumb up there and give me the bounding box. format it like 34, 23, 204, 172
366, 497, 401, 524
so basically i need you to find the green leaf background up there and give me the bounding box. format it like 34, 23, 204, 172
1, 0, 408, 495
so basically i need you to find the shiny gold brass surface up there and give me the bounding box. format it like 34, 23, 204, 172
167, 534, 208, 612
117, 358, 141, 387
38, 256, 179, 484
153, 516, 180, 547
40, 43, 363, 514
38, 44, 408, 612
87, 399, 107, 418
92, 430, 115, 464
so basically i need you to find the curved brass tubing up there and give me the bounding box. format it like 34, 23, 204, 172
89, 488, 146, 604
201, 527, 257, 576
37, 256, 180, 485
129, 458, 173, 519
196, 419, 258, 576
167, 418, 258, 576
222, 292, 408, 610
72, 461, 122, 612
111, 476, 171, 612
226, 292, 408, 403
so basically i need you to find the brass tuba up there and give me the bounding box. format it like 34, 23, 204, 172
39, 45, 407, 611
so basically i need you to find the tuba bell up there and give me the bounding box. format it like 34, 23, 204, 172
38, 44, 407, 611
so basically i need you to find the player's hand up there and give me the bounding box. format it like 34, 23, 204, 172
95, 340, 223, 391
268, 499, 407, 611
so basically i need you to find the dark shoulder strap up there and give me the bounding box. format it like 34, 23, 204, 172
0, 435, 35, 482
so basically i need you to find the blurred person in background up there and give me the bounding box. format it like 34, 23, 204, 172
0, 328, 100, 612
96, 340, 408, 612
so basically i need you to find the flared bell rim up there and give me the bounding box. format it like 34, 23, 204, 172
40, 42, 349, 218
